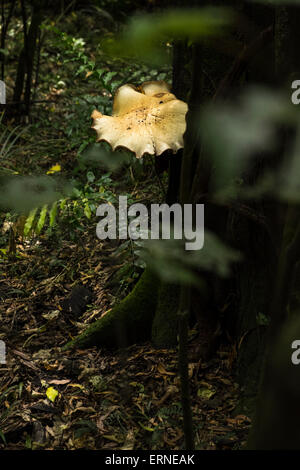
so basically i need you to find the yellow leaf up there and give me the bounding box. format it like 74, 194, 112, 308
46, 386, 59, 402
138, 421, 154, 432
47, 164, 61, 175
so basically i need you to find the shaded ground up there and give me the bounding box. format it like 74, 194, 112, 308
0, 229, 250, 450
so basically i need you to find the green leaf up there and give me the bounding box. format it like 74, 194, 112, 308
49, 201, 58, 227
138, 421, 154, 432
0, 430, 6, 445
25, 435, 32, 449
96, 68, 106, 79
84, 202, 92, 219
110, 80, 123, 93
36, 204, 48, 235
86, 171, 95, 183
104, 7, 232, 64
140, 231, 241, 285
256, 312, 270, 326
60, 199, 67, 211
24, 208, 38, 237
102, 71, 118, 87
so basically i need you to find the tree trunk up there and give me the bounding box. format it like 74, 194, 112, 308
248, 4, 300, 448
13, 0, 43, 116
248, 312, 300, 449
64, 267, 160, 350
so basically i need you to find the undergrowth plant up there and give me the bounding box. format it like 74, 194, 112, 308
41, 22, 171, 98
19, 172, 123, 240
1, 170, 138, 248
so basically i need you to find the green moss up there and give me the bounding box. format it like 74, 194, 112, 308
64, 267, 160, 350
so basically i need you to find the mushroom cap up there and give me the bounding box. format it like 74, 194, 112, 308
91, 80, 188, 159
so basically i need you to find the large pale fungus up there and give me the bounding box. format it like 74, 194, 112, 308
91, 80, 188, 159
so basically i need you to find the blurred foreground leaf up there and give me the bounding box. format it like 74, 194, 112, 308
0, 176, 72, 213
200, 88, 293, 191
82, 143, 133, 171
200, 87, 300, 204
46, 387, 59, 403
138, 231, 241, 285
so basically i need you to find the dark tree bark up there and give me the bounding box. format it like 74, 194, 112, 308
248, 311, 300, 449
223, 3, 278, 416
248, 4, 300, 448
13, 0, 44, 116
1, 0, 16, 81
64, 268, 160, 350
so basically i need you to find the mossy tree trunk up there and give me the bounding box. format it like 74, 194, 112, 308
151, 38, 192, 349
64, 267, 160, 350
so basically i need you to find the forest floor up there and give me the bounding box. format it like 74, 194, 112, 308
0, 224, 251, 450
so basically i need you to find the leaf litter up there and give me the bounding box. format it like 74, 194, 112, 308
0, 229, 250, 449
